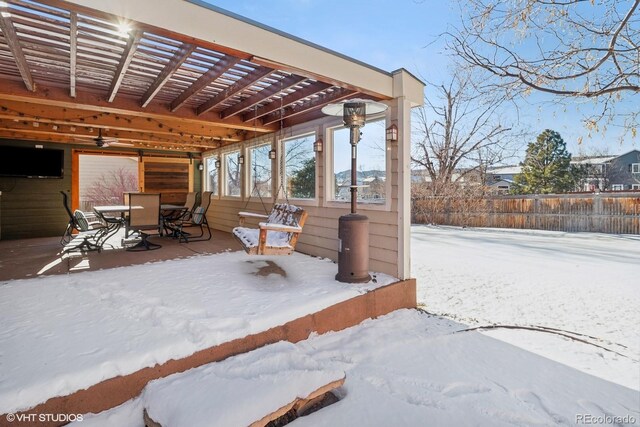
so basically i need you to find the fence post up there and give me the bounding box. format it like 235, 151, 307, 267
593, 193, 603, 233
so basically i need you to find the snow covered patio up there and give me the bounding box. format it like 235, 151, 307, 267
0, 248, 415, 422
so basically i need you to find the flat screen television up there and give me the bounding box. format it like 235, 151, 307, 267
0, 146, 64, 178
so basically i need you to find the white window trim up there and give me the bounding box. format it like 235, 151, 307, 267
222, 147, 243, 199
611, 184, 624, 191
324, 115, 391, 212
202, 154, 221, 199
279, 130, 319, 206
247, 141, 275, 202
632, 163, 640, 174
632, 184, 640, 190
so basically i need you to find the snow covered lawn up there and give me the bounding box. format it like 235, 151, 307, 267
79, 310, 639, 427
412, 225, 640, 390
0, 252, 393, 414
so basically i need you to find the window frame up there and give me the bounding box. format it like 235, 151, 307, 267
324, 115, 391, 211
203, 154, 221, 198
222, 148, 243, 199
632, 163, 640, 174
279, 131, 319, 206
247, 141, 274, 201
611, 184, 624, 191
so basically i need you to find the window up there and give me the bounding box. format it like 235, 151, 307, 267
224, 150, 241, 197
611, 184, 624, 191
205, 157, 219, 196
632, 163, 640, 174
632, 184, 640, 190
332, 119, 386, 202
248, 144, 272, 198
283, 134, 315, 199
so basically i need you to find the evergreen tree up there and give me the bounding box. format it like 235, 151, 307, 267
511, 130, 577, 194
289, 157, 315, 198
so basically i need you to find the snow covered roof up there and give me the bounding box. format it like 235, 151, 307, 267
571, 156, 617, 165
487, 165, 522, 175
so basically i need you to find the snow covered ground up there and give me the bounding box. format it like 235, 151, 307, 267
76, 225, 639, 426
0, 252, 393, 414
412, 225, 640, 390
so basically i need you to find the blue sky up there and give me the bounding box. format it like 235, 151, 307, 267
205, 0, 638, 159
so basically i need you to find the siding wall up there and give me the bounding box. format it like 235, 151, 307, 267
205, 105, 407, 278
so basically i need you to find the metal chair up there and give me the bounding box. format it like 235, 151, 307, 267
125, 193, 162, 251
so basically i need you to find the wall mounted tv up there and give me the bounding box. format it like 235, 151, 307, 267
0, 146, 64, 178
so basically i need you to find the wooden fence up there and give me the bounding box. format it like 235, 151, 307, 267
412, 192, 640, 234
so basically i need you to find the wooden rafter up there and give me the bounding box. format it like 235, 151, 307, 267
241, 81, 332, 122
0, 79, 275, 133
69, 12, 77, 98
220, 74, 306, 120
0, 8, 35, 92
262, 88, 356, 125
196, 67, 273, 116
108, 30, 142, 103
141, 42, 196, 108
170, 54, 242, 112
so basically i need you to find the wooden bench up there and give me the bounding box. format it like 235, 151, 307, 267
232, 203, 308, 256
142, 341, 344, 427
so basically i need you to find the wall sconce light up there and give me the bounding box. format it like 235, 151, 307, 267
386, 124, 398, 142
198, 163, 204, 171
214, 158, 221, 169
268, 148, 277, 159
238, 154, 245, 165
313, 138, 323, 153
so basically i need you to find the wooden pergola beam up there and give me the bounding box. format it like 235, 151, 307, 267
69, 12, 77, 98
261, 88, 356, 125
220, 74, 306, 120
141, 42, 196, 108
241, 81, 332, 123
196, 67, 273, 116
108, 30, 143, 103
0, 79, 276, 133
0, 9, 35, 92
170, 54, 242, 112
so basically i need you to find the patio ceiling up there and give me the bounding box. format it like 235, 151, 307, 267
0, 0, 388, 153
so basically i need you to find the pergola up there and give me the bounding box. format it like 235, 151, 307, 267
0, 0, 424, 280
0, 0, 389, 151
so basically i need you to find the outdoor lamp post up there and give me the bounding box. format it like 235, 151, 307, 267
322, 99, 388, 283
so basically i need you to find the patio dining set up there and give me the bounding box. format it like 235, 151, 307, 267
60, 191, 212, 252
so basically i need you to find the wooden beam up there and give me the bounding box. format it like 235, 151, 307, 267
196, 67, 273, 116
241, 81, 332, 122
141, 42, 196, 108
0, 9, 35, 92
0, 79, 276, 133
108, 30, 143, 103
220, 75, 306, 120
170, 55, 242, 112
261, 88, 356, 125
69, 12, 77, 98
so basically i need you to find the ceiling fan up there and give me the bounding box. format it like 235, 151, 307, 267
77, 128, 134, 148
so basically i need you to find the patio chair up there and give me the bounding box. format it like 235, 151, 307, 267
171, 191, 212, 243
60, 190, 104, 246
125, 193, 162, 251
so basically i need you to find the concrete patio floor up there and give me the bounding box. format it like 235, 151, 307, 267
0, 230, 242, 281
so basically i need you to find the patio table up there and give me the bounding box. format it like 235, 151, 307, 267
160, 204, 188, 238
93, 205, 135, 248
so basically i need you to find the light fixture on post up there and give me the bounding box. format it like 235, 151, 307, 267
321, 98, 388, 283
313, 138, 323, 153
214, 158, 221, 169
238, 154, 245, 165
198, 163, 204, 171
386, 124, 398, 142
268, 148, 277, 159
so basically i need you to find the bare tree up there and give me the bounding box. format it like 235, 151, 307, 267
411, 69, 521, 196
448, 0, 640, 131
84, 167, 138, 208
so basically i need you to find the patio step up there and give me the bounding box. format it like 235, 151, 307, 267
141, 341, 345, 427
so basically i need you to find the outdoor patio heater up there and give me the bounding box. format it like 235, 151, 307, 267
322, 99, 387, 283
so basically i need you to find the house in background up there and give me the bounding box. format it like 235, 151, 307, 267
573, 150, 640, 191
486, 165, 522, 193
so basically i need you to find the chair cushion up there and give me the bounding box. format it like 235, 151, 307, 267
232, 227, 292, 249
